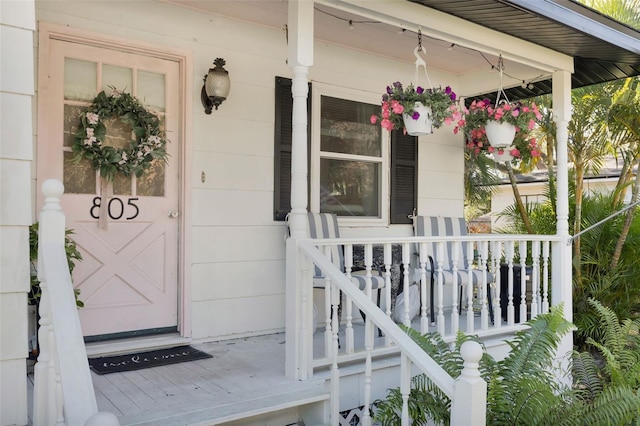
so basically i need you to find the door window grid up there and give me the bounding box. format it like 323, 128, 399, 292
62, 58, 166, 197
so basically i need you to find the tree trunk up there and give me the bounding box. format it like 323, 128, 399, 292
506, 164, 534, 234
610, 156, 640, 270
574, 164, 584, 281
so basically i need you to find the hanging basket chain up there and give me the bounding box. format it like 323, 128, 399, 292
413, 28, 433, 90
495, 53, 511, 107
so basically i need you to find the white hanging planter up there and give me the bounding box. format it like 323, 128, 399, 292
485, 120, 516, 148
403, 102, 433, 136
492, 146, 514, 163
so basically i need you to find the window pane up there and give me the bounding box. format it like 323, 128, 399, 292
64, 58, 97, 101
63, 104, 85, 147
320, 96, 380, 157
64, 151, 96, 194
102, 64, 133, 94
138, 71, 166, 113
320, 158, 379, 217
112, 173, 132, 196
137, 159, 165, 197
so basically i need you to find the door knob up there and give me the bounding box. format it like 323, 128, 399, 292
168, 210, 179, 218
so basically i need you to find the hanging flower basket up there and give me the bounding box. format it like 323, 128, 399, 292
370, 82, 459, 135
456, 98, 543, 165
485, 120, 516, 148
403, 102, 433, 136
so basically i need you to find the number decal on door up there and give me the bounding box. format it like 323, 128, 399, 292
90, 197, 140, 220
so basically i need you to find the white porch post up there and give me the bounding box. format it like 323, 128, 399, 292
285, 0, 314, 380
0, 1, 35, 425
552, 70, 573, 371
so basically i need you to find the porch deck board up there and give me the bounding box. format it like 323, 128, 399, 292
92, 333, 326, 425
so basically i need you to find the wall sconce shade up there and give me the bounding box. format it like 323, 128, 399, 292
201, 58, 231, 114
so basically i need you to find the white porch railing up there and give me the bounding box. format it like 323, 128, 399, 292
290, 233, 566, 425
32, 179, 119, 426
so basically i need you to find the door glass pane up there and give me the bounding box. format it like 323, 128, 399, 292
102, 116, 133, 150
138, 71, 166, 112
64, 151, 96, 194
112, 174, 132, 196
320, 158, 379, 217
320, 96, 381, 157
64, 58, 97, 101
137, 159, 165, 196
102, 64, 133, 94
63, 104, 85, 147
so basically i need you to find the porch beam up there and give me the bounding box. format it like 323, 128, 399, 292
316, 0, 574, 73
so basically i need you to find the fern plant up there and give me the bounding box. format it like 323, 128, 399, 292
373, 304, 640, 425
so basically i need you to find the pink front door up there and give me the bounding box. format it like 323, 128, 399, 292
38, 33, 182, 338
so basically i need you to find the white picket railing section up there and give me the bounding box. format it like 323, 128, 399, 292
32, 179, 119, 426
294, 233, 564, 425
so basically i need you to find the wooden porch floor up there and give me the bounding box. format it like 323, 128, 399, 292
27, 310, 521, 425
28, 333, 329, 426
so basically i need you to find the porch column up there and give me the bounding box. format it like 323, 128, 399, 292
285, 0, 314, 380
552, 70, 573, 379
0, 1, 35, 424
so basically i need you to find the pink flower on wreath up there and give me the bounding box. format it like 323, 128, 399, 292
510, 147, 521, 157
370, 115, 378, 125
86, 112, 99, 125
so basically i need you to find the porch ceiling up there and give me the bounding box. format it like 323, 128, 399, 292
171, 0, 640, 101
411, 0, 640, 101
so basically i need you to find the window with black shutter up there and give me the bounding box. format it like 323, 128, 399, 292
274, 76, 417, 224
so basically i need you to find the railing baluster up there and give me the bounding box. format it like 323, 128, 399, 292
506, 241, 515, 326
362, 300, 374, 426
402, 243, 411, 327
33, 275, 55, 426
331, 280, 340, 426
419, 242, 429, 333
384, 243, 392, 347
466, 241, 475, 333
542, 241, 550, 313
531, 241, 540, 318
400, 354, 411, 426
492, 241, 502, 329
479, 241, 490, 330
450, 241, 460, 335
436, 241, 446, 335
344, 244, 355, 354
519, 241, 528, 323
323, 245, 333, 357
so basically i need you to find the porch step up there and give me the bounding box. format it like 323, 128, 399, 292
117, 383, 330, 426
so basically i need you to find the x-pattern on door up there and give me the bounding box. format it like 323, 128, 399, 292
39, 37, 181, 339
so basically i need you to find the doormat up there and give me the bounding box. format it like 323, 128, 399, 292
89, 346, 212, 375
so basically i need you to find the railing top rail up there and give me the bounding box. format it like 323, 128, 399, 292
298, 239, 456, 397
303, 234, 563, 246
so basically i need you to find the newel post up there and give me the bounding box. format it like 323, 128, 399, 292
450, 341, 486, 425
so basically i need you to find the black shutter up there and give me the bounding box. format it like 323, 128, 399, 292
273, 77, 311, 221
390, 131, 417, 224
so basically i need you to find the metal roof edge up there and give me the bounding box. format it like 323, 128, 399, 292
505, 0, 640, 55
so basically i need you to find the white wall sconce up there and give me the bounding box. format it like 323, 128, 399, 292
201, 58, 231, 114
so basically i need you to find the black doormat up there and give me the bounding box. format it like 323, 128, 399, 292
89, 346, 212, 375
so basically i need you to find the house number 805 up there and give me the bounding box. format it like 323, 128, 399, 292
90, 197, 140, 220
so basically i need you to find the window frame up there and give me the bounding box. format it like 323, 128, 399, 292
310, 82, 390, 226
